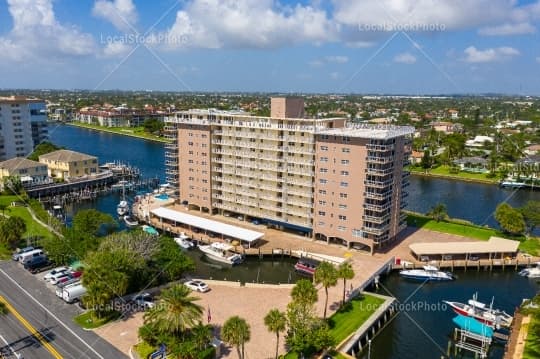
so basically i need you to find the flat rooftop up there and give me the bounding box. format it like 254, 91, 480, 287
318, 123, 415, 139
151, 207, 264, 243
166, 109, 345, 122
409, 236, 520, 256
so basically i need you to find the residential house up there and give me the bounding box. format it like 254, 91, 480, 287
453, 157, 489, 173
0, 157, 49, 188
39, 150, 98, 180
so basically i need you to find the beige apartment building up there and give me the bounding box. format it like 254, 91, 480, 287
0, 157, 49, 188
39, 150, 98, 180
165, 98, 413, 253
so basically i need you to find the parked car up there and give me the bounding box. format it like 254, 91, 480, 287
44, 267, 69, 281
52, 271, 82, 285
24, 257, 53, 274
19, 249, 45, 264
12, 246, 35, 261
62, 284, 86, 303
185, 280, 210, 293
132, 293, 155, 309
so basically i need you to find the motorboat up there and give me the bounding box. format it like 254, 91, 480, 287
174, 233, 195, 250
519, 262, 540, 278
199, 242, 243, 265
399, 265, 454, 281
117, 200, 129, 216
452, 315, 494, 338
294, 258, 319, 276
123, 215, 139, 228
444, 293, 513, 328
142, 225, 158, 236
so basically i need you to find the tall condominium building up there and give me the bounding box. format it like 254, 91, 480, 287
165, 98, 413, 253
0, 96, 48, 161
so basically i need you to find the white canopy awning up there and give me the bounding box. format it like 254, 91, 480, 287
151, 207, 264, 243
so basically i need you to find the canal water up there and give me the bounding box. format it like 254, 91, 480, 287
363, 270, 539, 359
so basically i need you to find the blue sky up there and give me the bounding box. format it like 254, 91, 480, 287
0, 0, 539, 94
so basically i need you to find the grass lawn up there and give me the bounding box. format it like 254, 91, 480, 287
69, 123, 170, 143
406, 212, 499, 241
0, 195, 53, 241
134, 341, 156, 359
327, 294, 386, 345
523, 315, 540, 359
519, 238, 540, 256
0, 243, 11, 260
73, 310, 121, 329
410, 165, 499, 184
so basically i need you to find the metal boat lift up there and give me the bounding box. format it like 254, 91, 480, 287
451, 328, 492, 358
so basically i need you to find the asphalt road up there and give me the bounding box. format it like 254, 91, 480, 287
0, 260, 128, 359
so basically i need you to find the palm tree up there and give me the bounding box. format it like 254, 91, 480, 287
291, 279, 318, 306
191, 323, 212, 351
427, 203, 447, 222
314, 262, 338, 319
337, 261, 355, 305
264, 309, 287, 359
144, 284, 203, 336
221, 316, 251, 359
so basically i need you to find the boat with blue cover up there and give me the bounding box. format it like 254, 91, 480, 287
452, 315, 493, 338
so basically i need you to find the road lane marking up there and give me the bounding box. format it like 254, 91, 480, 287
0, 295, 62, 359
0, 269, 105, 359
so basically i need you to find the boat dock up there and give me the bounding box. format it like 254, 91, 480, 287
393, 258, 537, 272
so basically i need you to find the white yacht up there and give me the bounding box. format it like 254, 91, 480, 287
123, 215, 139, 228
400, 265, 454, 281
174, 233, 195, 250
199, 242, 244, 265
519, 263, 540, 278
117, 200, 129, 216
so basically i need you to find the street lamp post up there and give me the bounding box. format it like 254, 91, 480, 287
368, 339, 372, 359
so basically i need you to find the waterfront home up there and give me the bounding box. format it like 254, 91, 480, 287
431, 121, 463, 134
39, 149, 98, 180
75, 106, 161, 127
465, 136, 494, 148
0, 157, 49, 189
453, 157, 489, 173
409, 150, 424, 165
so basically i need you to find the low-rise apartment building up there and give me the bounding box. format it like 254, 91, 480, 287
75, 107, 161, 127
0, 96, 48, 161
164, 98, 413, 253
39, 150, 98, 180
0, 157, 49, 188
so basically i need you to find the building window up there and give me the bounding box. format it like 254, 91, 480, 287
340, 193, 348, 198
319, 179, 327, 184
320, 146, 328, 151
352, 229, 363, 237
341, 159, 349, 165
320, 157, 328, 162
339, 204, 347, 209
188, 142, 194, 146
318, 200, 326, 205
341, 170, 349, 176
319, 168, 328, 173
340, 181, 348, 187
188, 151, 194, 155
337, 225, 346, 231
318, 221, 325, 226
318, 211, 325, 216
319, 189, 326, 195
342, 148, 350, 153
338, 215, 347, 220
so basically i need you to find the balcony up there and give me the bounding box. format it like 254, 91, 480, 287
165, 168, 178, 175
362, 226, 387, 236
366, 143, 394, 152
366, 167, 394, 176
366, 155, 394, 164
363, 214, 390, 224
402, 170, 411, 178
165, 152, 178, 158
365, 191, 392, 201
364, 202, 392, 212
364, 179, 393, 189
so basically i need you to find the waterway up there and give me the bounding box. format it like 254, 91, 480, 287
363, 270, 539, 359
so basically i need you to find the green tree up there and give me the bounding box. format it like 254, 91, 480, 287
314, 262, 338, 319
420, 149, 432, 170
27, 141, 63, 161
143, 118, 164, 134
144, 284, 203, 335
264, 309, 287, 359
495, 203, 526, 235
153, 236, 195, 282
72, 209, 117, 236
520, 201, 540, 234
337, 261, 355, 305
291, 279, 318, 307
427, 203, 447, 222
0, 216, 26, 248
2, 176, 23, 195
191, 324, 213, 352
221, 316, 251, 359
0, 203, 8, 216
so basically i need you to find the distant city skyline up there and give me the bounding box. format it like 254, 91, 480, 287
0, 0, 539, 94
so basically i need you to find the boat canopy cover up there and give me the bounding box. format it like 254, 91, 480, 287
410, 237, 519, 256
151, 207, 264, 243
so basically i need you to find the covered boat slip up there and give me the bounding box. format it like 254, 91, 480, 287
151, 207, 264, 248
409, 237, 520, 261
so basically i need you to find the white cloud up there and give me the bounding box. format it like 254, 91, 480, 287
102, 40, 132, 57
0, 0, 96, 61
325, 55, 348, 63
93, 0, 138, 32
479, 22, 536, 36
394, 52, 417, 64
463, 46, 520, 63
163, 0, 337, 49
